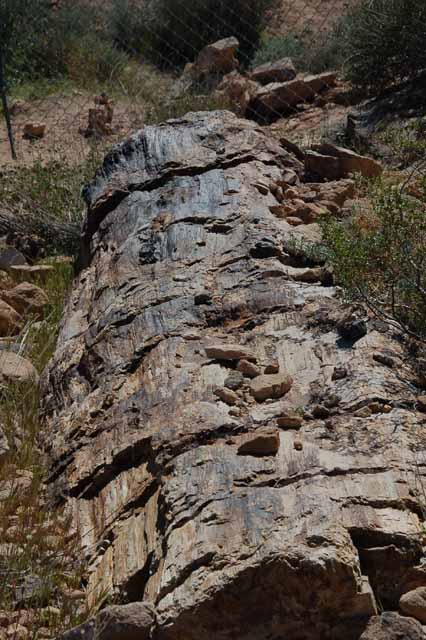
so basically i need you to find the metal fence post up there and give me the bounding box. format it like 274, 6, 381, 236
0, 43, 17, 161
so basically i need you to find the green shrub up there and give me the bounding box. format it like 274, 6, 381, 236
341, 0, 426, 91
322, 178, 426, 341
252, 29, 345, 74
0, 0, 125, 87
110, 0, 274, 69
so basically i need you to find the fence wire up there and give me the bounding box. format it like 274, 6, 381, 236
0, 0, 353, 167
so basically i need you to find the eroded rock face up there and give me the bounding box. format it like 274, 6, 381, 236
44, 111, 426, 640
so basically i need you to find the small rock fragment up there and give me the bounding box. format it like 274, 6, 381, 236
237, 429, 280, 456
360, 612, 423, 640
0, 352, 39, 385
277, 413, 303, 429
0, 301, 22, 336
337, 312, 367, 342
205, 343, 257, 362
224, 371, 244, 391
294, 440, 303, 451
250, 373, 293, 402
214, 387, 239, 406
417, 396, 426, 413
354, 406, 372, 418
264, 361, 279, 374
312, 404, 330, 419
237, 359, 261, 378
23, 122, 46, 139
373, 352, 396, 368
332, 366, 347, 381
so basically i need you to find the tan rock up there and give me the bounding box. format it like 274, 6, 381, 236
214, 387, 239, 406
216, 72, 259, 116
194, 37, 239, 77
286, 216, 304, 226
0, 352, 39, 385
264, 361, 279, 374
277, 413, 303, 429
237, 428, 280, 456
250, 373, 293, 402
9, 265, 54, 284
417, 396, 426, 412
237, 359, 261, 378
0, 300, 22, 336
6, 625, 28, 640
360, 612, 423, 640
400, 587, 426, 623
1, 282, 48, 319
205, 343, 257, 362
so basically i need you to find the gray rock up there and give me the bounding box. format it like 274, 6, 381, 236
360, 612, 424, 640
0, 247, 27, 270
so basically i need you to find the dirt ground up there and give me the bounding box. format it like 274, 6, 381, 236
0, 92, 145, 167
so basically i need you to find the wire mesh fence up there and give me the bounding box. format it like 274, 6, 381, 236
0, 0, 355, 167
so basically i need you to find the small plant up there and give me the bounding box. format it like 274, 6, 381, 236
0, 149, 104, 255
339, 0, 426, 92
252, 28, 345, 74
322, 178, 426, 341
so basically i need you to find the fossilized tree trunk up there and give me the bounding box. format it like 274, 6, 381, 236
43, 111, 426, 640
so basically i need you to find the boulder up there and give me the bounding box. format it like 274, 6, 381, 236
194, 37, 239, 78
250, 372, 293, 401
252, 78, 316, 118
0, 352, 39, 385
1, 282, 48, 319
360, 612, 424, 640
400, 587, 426, 623
0, 301, 22, 336
304, 151, 343, 181
250, 58, 297, 85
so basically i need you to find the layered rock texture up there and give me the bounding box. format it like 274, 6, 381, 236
44, 111, 426, 639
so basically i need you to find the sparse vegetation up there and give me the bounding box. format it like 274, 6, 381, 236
252, 30, 344, 74
338, 0, 426, 92
323, 176, 426, 341
0, 150, 105, 255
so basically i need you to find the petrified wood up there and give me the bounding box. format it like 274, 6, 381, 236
44, 111, 426, 640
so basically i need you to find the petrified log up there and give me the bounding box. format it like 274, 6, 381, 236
43, 111, 426, 640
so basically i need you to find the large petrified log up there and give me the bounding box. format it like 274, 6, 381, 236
43, 111, 426, 639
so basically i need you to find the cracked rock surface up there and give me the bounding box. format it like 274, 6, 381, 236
43, 111, 426, 639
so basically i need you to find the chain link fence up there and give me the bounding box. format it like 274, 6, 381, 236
0, 0, 355, 166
